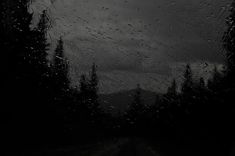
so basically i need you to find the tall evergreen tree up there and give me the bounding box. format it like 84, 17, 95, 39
127, 84, 145, 125
217, 1, 235, 143
199, 77, 206, 89
1, 0, 34, 85
165, 79, 178, 111
194, 77, 207, 103
207, 66, 223, 92
1, 0, 58, 145
50, 37, 72, 136
32, 10, 50, 70
154, 94, 162, 109
167, 79, 177, 97
9, 0, 33, 76
88, 63, 99, 114
78, 72, 100, 128
223, 0, 235, 81
53, 37, 70, 94
181, 64, 193, 95
1, 0, 34, 109
180, 64, 195, 115
28, 10, 52, 98
79, 74, 89, 106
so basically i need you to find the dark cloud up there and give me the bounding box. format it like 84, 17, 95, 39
31, 0, 231, 93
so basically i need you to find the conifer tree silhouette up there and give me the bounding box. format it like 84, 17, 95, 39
181, 64, 193, 95
88, 63, 99, 115
166, 79, 177, 100
207, 66, 223, 92
30, 10, 52, 97
223, 0, 235, 81
199, 77, 206, 89
1, 0, 35, 116
221, 0, 235, 143
1, 0, 59, 144
180, 64, 195, 116
127, 84, 146, 126
79, 74, 89, 108
32, 10, 50, 70
53, 37, 70, 95
51, 37, 71, 130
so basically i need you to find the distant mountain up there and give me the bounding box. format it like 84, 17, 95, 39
99, 89, 157, 115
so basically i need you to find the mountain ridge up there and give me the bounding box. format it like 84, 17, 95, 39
99, 89, 159, 115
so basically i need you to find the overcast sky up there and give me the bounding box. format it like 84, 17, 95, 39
31, 0, 231, 93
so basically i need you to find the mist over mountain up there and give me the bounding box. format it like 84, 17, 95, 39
99, 89, 157, 115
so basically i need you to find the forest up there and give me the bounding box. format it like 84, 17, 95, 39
1, 0, 235, 156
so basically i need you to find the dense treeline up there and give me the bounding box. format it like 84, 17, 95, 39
1, 0, 235, 154
119, 1, 235, 149
0, 0, 105, 148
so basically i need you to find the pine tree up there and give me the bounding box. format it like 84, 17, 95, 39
194, 77, 207, 102
0, 1, 52, 96
1, 0, 57, 144
1, 0, 34, 82
1, 0, 34, 108
50, 37, 71, 133
219, 0, 235, 144
32, 10, 50, 69
164, 79, 178, 111
180, 64, 195, 115
212, 66, 222, 84
207, 66, 223, 92
53, 37, 70, 94
88, 63, 99, 113
78, 73, 99, 127
127, 84, 145, 125
223, 0, 235, 80
199, 77, 206, 89
28, 10, 52, 98
181, 64, 193, 95
10, 0, 33, 74
167, 79, 177, 97
154, 94, 162, 109
79, 74, 89, 106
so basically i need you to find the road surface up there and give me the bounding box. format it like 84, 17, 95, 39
26, 138, 160, 156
